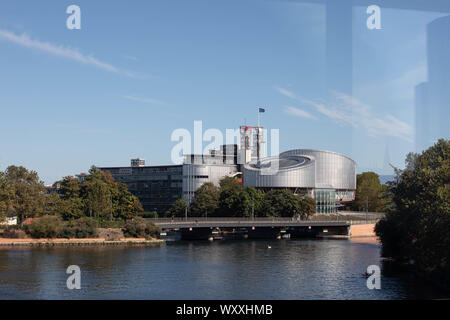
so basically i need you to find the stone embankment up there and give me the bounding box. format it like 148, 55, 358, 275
0, 238, 164, 246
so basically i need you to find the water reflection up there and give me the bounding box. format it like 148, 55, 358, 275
0, 240, 446, 300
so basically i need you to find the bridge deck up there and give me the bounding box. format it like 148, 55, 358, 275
147, 218, 370, 229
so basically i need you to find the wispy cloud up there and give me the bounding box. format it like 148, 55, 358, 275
275, 86, 297, 99
0, 29, 147, 78
123, 55, 139, 62
122, 95, 164, 105
276, 87, 413, 142
284, 106, 317, 120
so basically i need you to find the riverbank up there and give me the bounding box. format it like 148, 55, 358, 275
0, 238, 164, 246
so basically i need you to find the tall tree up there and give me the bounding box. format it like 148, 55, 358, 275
164, 198, 188, 218
297, 195, 317, 219
352, 172, 386, 212
0, 172, 10, 221
375, 139, 450, 285
189, 182, 220, 217
1, 166, 46, 223
113, 182, 144, 220
217, 177, 244, 217
261, 189, 301, 217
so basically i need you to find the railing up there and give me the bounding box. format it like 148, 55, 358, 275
146, 217, 380, 225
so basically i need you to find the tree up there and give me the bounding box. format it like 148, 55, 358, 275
217, 177, 244, 217
352, 172, 386, 212
113, 183, 144, 220
1, 166, 46, 223
240, 187, 264, 217
123, 217, 161, 239
189, 182, 220, 217
375, 139, 450, 285
53, 166, 143, 221
219, 176, 241, 190
82, 178, 111, 219
297, 195, 316, 219
58, 176, 81, 200
261, 189, 302, 217
0, 172, 11, 222
165, 198, 188, 218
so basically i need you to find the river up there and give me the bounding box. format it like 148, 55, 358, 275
0, 238, 446, 300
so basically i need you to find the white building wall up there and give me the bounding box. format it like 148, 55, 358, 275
183, 164, 239, 203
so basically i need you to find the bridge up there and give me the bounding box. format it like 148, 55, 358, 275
147, 217, 380, 240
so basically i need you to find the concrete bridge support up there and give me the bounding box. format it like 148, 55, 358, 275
179, 227, 213, 240
246, 227, 283, 239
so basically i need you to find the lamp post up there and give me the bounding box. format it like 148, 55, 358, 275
365, 196, 368, 223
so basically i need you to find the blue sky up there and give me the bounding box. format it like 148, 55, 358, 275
0, 0, 447, 184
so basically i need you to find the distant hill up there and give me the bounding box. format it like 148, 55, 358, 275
379, 175, 395, 185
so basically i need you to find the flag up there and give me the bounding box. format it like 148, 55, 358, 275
259, 108, 265, 113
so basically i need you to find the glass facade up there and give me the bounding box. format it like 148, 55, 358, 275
100, 165, 183, 213
315, 188, 336, 214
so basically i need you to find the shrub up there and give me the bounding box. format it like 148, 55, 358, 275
123, 217, 161, 239
98, 220, 125, 229
1, 226, 27, 239
24, 215, 64, 239
60, 218, 98, 239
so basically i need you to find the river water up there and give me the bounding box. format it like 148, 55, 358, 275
0, 239, 446, 300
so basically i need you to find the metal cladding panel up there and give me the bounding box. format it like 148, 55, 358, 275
183, 164, 238, 203
243, 149, 356, 191
281, 150, 356, 190
243, 160, 315, 188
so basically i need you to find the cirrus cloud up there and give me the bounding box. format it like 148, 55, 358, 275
276, 86, 413, 142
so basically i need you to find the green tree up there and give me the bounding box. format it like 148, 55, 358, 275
261, 189, 301, 217
189, 182, 220, 217
0, 172, 11, 222
165, 198, 188, 218
57, 176, 81, 200
352, 172, 386, 212
1, 166, 46, 223
82, 178, 111, 219
219, 176, 242, 190
297, 195, 317, 219
375, 139, 450, 285
240, 187, 264, 217
217, 177, 244, 217
113, 182, 144, 220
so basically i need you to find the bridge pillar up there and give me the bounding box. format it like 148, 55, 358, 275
246, 227, 282, 239
289, 226, 319, 238
179, 227, 213, 240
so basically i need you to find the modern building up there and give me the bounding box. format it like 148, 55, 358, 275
101, 124, 356, 214
243, 149, 356, 214
131, 158, 146, 167
100, 148, 240, 212
100, 160, 183, 213
183, 144, 240, 204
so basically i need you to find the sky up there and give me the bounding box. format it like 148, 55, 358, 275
0, 0, 448, 184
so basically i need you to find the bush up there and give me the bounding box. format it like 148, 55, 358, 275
60, 218, 98, 239
123, 217, 160, 239
24, 215, 64, 239
1, 226, 27, 239
98, 220, 125, 229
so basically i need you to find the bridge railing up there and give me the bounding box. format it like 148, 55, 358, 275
146, 217, 381, 225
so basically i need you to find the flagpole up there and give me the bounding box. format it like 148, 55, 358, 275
257, 107, 260, 128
